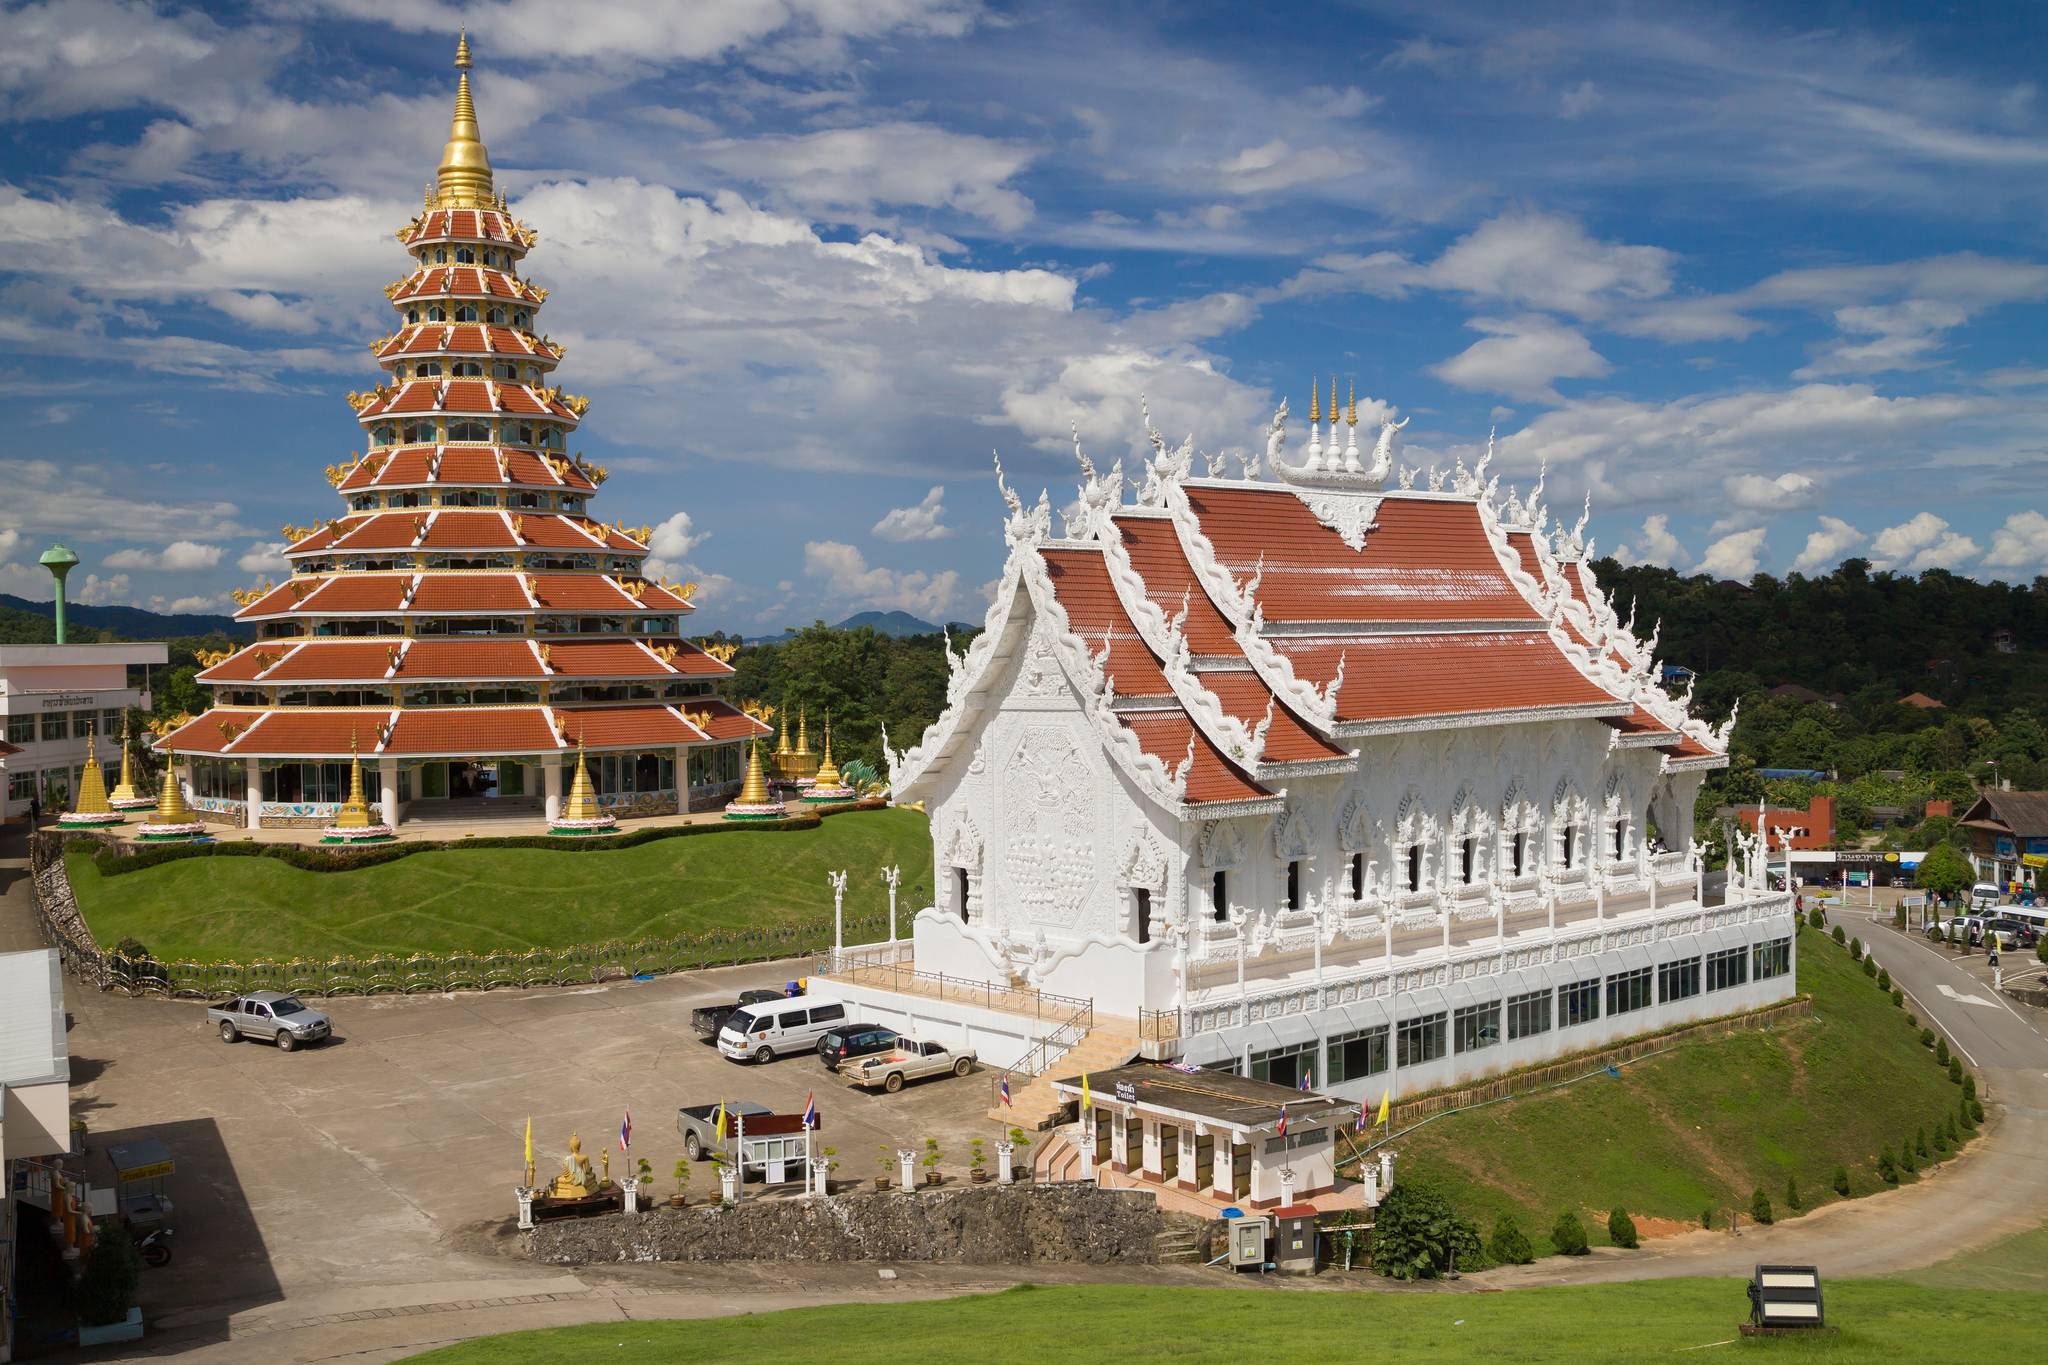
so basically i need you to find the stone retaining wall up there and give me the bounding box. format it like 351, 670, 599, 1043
528, 1184, 1168, 1266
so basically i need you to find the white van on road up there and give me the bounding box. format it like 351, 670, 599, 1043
1970, 882, 2003, 911
717, 998, 849, 1063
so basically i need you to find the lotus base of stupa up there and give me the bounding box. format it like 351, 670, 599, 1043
321, 824, 396, 844
549, 815, 618, 836
134, 822, 206, 841
58, 811, 125, 828
802, 786, 856, 804
108, 797, 157, 811
722, 801, 787, 822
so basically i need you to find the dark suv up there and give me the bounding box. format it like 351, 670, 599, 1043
819, 1024, 897, 1071
1990, 918, 2040, 949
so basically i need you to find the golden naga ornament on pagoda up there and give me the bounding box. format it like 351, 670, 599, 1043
549, 736, 616, 836
723, 738, 786, 821
59, 728, 125, 828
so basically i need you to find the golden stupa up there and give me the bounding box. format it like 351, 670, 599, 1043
107, 718, 150, 807
723, 738, 785, 820
802, 715, 852, 802
60, 728, 122, 826
551, 735, 615, 832
324, 731, 394, 840
134, 748, 201, 839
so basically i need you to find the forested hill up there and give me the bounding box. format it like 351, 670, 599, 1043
1593, 558, 2048, 723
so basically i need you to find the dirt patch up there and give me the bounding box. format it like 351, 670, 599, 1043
1632, 1214, 1695, 1241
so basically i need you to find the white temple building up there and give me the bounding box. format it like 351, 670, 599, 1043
822, 391, 1796, 1122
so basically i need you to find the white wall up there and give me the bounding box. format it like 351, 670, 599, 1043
828, 979, 1064, 1071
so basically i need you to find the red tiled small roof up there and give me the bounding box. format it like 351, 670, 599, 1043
552, 705, 701, 747
398, 207, 523, 246
390, 265, 541, 304
1114, 516, 1241, 657
386, 707, 560, 755
1182, 487, 1539, 624
541, 641, 673, 677
1194, 669, 1347, 765
1272, 631, 1622, 726
678, 698, 772, 741
375, 323, 559, 363
1118, 709, 1274, 805
408, 575, 532, 612
1602, 707, 1682, 743
1040, 548, 1169, 695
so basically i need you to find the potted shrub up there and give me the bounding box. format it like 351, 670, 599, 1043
1007, 1126, 1033, 1182
876, 1145, 893, 1192
970, 1137, 987, 1183
822, 1146, 839, 1194
671, 1157, 689, 1207
922, 1136, 943, 1187
73, 1229, 143, 1345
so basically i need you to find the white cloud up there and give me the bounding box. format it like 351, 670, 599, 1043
1984, 510, 2048, 572
69, 572, 132, 605
162, 594, 223, 614
0, 459, 248, 541
1697, 527, 1768, 580
872, 486, 953, 542
237, 542, 291, 574
641, 510, 726, 599
1423, 211, 1674, 319
1559, 80, 1601, 120
1618, 514, 1686, 568
697, 123, 1038, 230
1869, 512, 1981, 572
1791, 516, 1865, 572
102, 540, 223, 571
1724, 472, 1818, 512
1429, 314, 1609, 402
802, 540, 963, 623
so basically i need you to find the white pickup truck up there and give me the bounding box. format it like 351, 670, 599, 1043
839, 1038, 975, 1093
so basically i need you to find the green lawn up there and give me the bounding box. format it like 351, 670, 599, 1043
406, 1280, 2048, 1363
1907, 1217, 2048, 1293
65, 808, 932, 961
1393, 927, 1965, 1244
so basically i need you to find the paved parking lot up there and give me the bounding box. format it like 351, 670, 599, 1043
60, 960, 1017, 1341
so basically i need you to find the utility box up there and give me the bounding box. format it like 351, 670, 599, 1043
1271, 1204, 1319, 1275
1228, 1215, 1269, 1270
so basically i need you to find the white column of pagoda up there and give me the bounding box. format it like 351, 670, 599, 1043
244, 757, 261, 830
543, 759, 563, 821
379, 756, 400, 827
673, 744, 689, 810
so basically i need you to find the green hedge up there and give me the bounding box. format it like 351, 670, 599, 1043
81, 798, 889, 878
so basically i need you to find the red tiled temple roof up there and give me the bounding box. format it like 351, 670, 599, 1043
1194, 669, 1347, 764
1270, 631, 1622, 726
1118, 710, 1274, 806
1039, 548, 1170, 695
1114, 515, 1241, 656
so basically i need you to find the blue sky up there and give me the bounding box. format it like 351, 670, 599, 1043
1, 0, 2045, 632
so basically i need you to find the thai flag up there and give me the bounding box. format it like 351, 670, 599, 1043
999, 1075, 1013, 1107
1299, 1071, 1311, 1093
802, 1091, 817, 1130
1276, 1105, 1289, 1138
619, 1109, 632, 1151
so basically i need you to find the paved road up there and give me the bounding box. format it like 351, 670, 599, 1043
1483, 909, 2048, 1287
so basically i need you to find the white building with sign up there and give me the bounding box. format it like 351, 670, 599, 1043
0, 644, 166, 822
822, 399, 1797, 1114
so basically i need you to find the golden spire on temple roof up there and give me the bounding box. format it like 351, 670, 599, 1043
1347, 380, 1358, 426
1309, 377, 1320, 425
436, 29, 495, 208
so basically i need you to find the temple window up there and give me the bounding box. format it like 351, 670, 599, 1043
453, 304, 479, 322
402, 421, 435, 443
454, 246, 475, 263
1211, 869, 1228, 923
1612, 822, 1627, 861
514, 491, 541, 509
561, 495, 585, 514
1285, 860, 1301, 911
426, 305, 446, 322
514, 310, 531, 328
433, 247, 447, 264
415, 361, 443, 378
1460, 837, 1477, 885
452, 360, 483, 377
487, 306, 507, 325
1349, 852, 1364, 899
372, 424, 394, 445
1405, 843, 1423, 893
954, 867, 970, 924
539, 428, 562, 449
1511, 832, 1527, 877
1132, 887, 1153, 945
404, 308, 420, 324
1560, 824, 1578, 870
448, 420, 490, 441
513, 422, 535, 444
491, 361, 518, 380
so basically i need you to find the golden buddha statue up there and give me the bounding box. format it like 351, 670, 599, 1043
552, 1133, 598, 1198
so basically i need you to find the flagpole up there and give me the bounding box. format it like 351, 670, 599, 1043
735, 1109, 745, 1205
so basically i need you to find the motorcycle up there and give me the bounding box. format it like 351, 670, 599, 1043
134, 1226, 173, 1268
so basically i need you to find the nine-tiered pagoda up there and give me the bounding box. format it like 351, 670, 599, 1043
157, 35, 767, 831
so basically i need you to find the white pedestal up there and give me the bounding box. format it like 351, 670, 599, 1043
1079, 1124, 1095, 1180
996, 1140, 1015, 1185
622, 1178, 639, 1215
718, 1166, 738, 1205
1363, 1165, 1380, 1207
898, 1149, 917, 1191
515, 1187, 534, 1230
810, 1158, 831, 1199
1378, 1150, 1396, 1192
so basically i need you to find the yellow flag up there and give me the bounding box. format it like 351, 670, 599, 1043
1376, 1090, 1390, 1126
523, 1116, 532, 1167
714, 1100, 727, 1140
1081, 1073, 1092, 1111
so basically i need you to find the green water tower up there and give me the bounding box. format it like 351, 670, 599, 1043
39, 543, 80, 644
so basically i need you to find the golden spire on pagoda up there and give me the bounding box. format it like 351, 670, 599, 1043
1309, 376, 1320, 425
108, 717, 143, 805
71, 727, 113, 819
154, 751, 196, 825
1347, 380, 1358, 426
334, 730, 374, 829
795, 709, 810, 757
774, 708, 791, 758
736, 739, 772, 805
561, 735, 600, 822
436, 29, 495, 208
812, 715, 844, 788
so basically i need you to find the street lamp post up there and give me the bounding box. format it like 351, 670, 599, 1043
882, 864, 901, 943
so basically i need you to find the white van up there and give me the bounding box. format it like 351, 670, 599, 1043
717, 997, 849, 1063
1970, 883, 2002, 912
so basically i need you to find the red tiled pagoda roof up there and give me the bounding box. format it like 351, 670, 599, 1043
1270, 631, 1622, 726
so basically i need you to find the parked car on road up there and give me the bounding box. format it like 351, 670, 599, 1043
206, 992, 332, 1050
1988, 918, 2040, 949
818, 1023, 897, 1072
840, 1038, 976, 1093
717, 998, 849, 1063
1970, 883, 2003, 912
691, 988, 788, 1042
676, 1100, 771, 1160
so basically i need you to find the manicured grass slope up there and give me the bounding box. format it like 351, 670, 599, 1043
1396, 927, 1964, 1243
406, 1280, 2047, 1364
66, 809, 932, 960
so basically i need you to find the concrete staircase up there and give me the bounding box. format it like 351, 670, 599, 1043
1035, 1129, 1085, 1183
1152, 1228, 1204, 1265
988, 1025, 1140, 1129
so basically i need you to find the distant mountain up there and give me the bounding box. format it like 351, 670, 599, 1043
0, 593, 250, 641
743, 610, 955, 646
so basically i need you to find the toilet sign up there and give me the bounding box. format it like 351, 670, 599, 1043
1115, 1081, 1137, 1103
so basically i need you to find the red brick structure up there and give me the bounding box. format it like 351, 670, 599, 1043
1733, 795, 1835, 850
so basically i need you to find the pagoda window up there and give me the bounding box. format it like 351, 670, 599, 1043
263, 762, 347, 804
664, 680, 711, 699
348, 495, 376, 512
561, 496, 585, 514
453, 303, 479, 322
1560, 824, 1578, 870
433, 248, 448, 264
1350, 852, 1365, 899
492, 362, 519, 380
1460, 837, 1477, 885
512, 422, 535, 444
405, 308, 421, 324
1132, 887, 1152, 945
402, 421, 436, 443
452, 361, 483, 377
393, 491, 424, 508
483, 306, 505, 325
540, 429, 564, 449
514, 310, 531, 328
372, 424, 395, 445
514, 491, 542, 509
635, 616, 678, 634
448, 419, 490, 442
1510, 831, 1528, 877
454, 246, 475, 263
218, 689, 266, 708
414, 361, 443, 378
1211, 869, 1228, 923
426, 306, 447, 322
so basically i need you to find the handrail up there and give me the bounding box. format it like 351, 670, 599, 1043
816, 954, 1093, 1024
1002, 999, 1095, 1080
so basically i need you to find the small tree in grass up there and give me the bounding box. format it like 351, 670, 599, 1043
1551, 1210, 1590, 1256
1832, 924, 1846, 945
1701, 1207, 1713, 1230
1808, 906, 1825, 930
1916, 1127, 1930, 1160
1947, 1058, 1964, 1084
1862, 957, 1877, 978
1786, 1175, 1801, 1211
1920, 1028, 1936, 1049
1607, 1208, 1639, 1249
1963, 1074, 1977, 1103
1877, 966, 1891, 991
1370, 1179, 1483, 1280
1488, 1214, 1534, 1266
1750, 1187, 1774, 1225
1849, 936, 1863, 961
1898, 1138, 1917, 1175
1832, 1165, 1850, 1197
1878, 1146, 1899, 1184
1936, 1037, 1950, 1066
1933, 1121, 1950, 1155
1970, 1098, 1985, 1124
1893, 988, 1904, 1007
1959, 1097, 1977, 1133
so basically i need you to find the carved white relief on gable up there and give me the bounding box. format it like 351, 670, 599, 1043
1013, 623, 1069, 701
1338, 790, 1374, 854
941, 813, 984, 869
1199, 819, 1248, 869
1119, 832, 1169, 892
1300, 492, 1382, 551
998, 724, 1099, 931
1273, 805, 1312, 860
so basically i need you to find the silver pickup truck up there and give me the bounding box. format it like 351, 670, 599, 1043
839, 1038, 975, 1093
207, 991, 333, 1051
